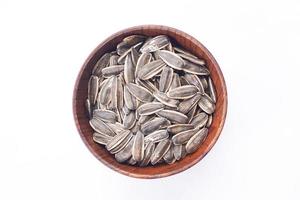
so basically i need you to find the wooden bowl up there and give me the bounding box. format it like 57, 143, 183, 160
73, 25, 227, 179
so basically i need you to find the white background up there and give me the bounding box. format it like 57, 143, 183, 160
0, 0, 299, 199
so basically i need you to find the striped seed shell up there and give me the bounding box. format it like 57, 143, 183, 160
177, 52, 206, 66
135, 52, 152, 77
153, 90, 179, 108
107, 122, 126, 135
99, 77, 113, 105
182, 60, 210, 75
140, 141, 155, 166
102, 65, 124, 78
109, 55, 119, 66
157, 110, 188, 124
115, 137, 134, 163
130, 47, 139, 67
93, 132, 113, 145
138, 59, 166, 80
150, 139, 171, 165
126, 83, 154, 102
93, 109, 117, 123
88, 75, 99, 105
183, 73, 204, 93
173, 144, 183, 160
85, 99, 92, 119
174, 47, 198, 59
167, 124, 194, 135
123, 86, 137, 110
141, 117, 168, 135
110, 76, 118, 109
132, 131, 144, 162
206, 115, 213, 128
172, 128, 198, 145
136, 79, 157, 93
159, 66, 174, 92
167, 85, 198, 99
140, 35, 169, 53
124, 54, 135, 83
186, 128, 208, 154
92, 53, 110, 76
145, 129, 169, 143
106, 130, 131, 151
117, 76, 124, 109
157, 50, 185, 70
169, 73, 181, 90
123, 111, 136, 129
89, 118, 116, 137
208, 77, 217, 103
191, 112, 208, 129
178, 92, 202, 114
137, 102, 164, 116
198, 93, 216, 114
163, 144, 176, 164
200, 77, 208, 90
110, 131, 133, 154
187, 104, 198, 123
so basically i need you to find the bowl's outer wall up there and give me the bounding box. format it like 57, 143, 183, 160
73, 25, 227, 178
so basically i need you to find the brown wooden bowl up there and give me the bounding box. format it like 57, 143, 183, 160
73, 25, 227, 179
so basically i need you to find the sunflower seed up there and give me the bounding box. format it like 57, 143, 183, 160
167, 85, 198, 99
186, 128, 208, 154
153, 90, 179, 108
92, 53, 110, 76
187, 104, 198, 123
208, 77, 217, 103
136, 79, 157, 93
106, 130, 131, 151
102, 65, 124, 78
127, 157, 137, 165
89, 118, 116, 136
138, 59, 165, 80
115, 137, 134, 163
140, 141, 155, 166
118, 42, 143, 64
157, 110, 188, 124
137, 115, 152, 125
109, 55, 119, 66
163, 144, 176, 164
123, 111, 136, 129
145, 129, 169, 143
110, 131, 133, 154
124, 54, 135, 83
172, 128, 198, 145
200, 77, 208, 90
177, 52, 206, 66
132, 131, 144, 162
183, 60, 210, 75
130, 48, 139, 67
126, 83, 154, 102
141, 117, 168, 135
99, 77, 113, 105
174, 47, 198, 58
140, 35, 169, 53
198, 93, 215, 114
173, 144, 183, 160
167, 124, 194, 135
85, 99, 92, 119
123, 86, 137, 110
159, 66, 173, 92
93, 132, 113, 145
206, 115, 213, 128
191, 112, 208, 129
88, 75, 99, 105
178, 92, 202, 114
157, 50, 185, 70
107, 122, 126, 135
183, 73, 204, 93
135, 52, 152, 77
110, 76, 118, 109
150, 139, 171, 165
117, 76, 124, 109
169, 73, 181, 90
93, 109, 116, 123
137, 102, 164, 116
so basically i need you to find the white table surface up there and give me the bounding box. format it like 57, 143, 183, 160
0, 0, 299, 199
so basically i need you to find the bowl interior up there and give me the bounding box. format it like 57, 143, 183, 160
73, 25, 227, 178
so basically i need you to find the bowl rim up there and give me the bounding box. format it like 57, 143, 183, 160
73, 24, 228, 179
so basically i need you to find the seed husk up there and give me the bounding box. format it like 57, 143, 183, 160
182, 60, 210, 75
167, 124, 194, 135
126, 83, 154, 102
157, 110, 188, 124
159, 66, 174, 92
198, 93, 216, 114
206, 115, 213, 128
93, 109, 117, 123
123, 86, 137, 110
172, 128, 198, 145
208, 77, 217, 103
145, 129, 169, 143
102, 65, 124, 78
140, 141, 155, 166
150, 139, 171, 165
106, 130, 132, 151
132, 131, 144, 162
92, 53, 110, 76
99, 77, 113, 105
89, 118, 116, 137
163, 144, 176, 164
88, 75, 99, 105
138, 59, 166, 80
115, 137, 134, 163
186, 128, 208, 154
153, 90, 179, 108
177, 52, 206, 66
141, 117, 168, 135
135, 52, 152, 77
191, 112, 208, 130
169, 73, 181, 90
124, 54, 135, 84
93, 132, 113, 145
173, 144, 183, 160
178, 92, 202, 114
140, 35, 169, 53
123, 111, 136, 129
157, 50, 185, 70
183, 73, 204, 93
167, 85, 198, 99
137, 102, 164, 116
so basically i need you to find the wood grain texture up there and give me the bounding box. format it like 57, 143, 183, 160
73, 25, 228, 179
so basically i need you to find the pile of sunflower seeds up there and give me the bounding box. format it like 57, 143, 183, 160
86, 35, 217, 166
